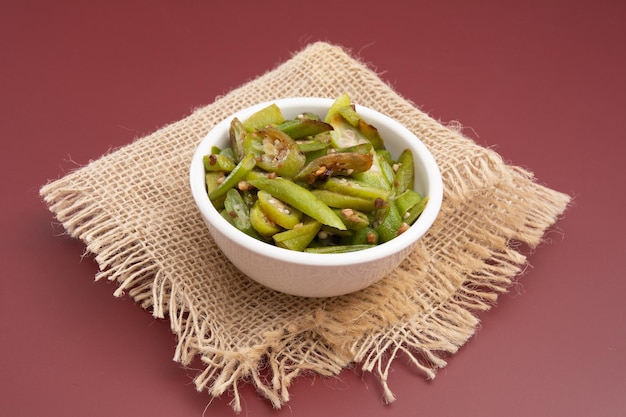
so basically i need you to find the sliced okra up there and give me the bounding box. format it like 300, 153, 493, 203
203, 153, 236, 172
328, 114, 370, 149
219, 146, 235, 162
243, 127, 306, 178
350, 227, 379, 245
376, 201, 404, 243
239, 188, 257, 208
243, 170, 272, 182
310, 189, 382, 212
392, 149, 415, 196
376, 149, 394, 165
223, 189, 263, 240
296, 139, 331, 154
229, 117, 247, 163
276, 118, 333, 139
326, 93, 385, 150
373, 149, 395, 189
294, 151, 373, 184
334, 142, 373, 155
257, 189, 302, 229
352, 152, 392, 191
324, 93, 352, 124
242, 103, 285, 132
315, 177, 389, 202
205, 172, 227, 210
357, 118, 386, 150
403, 195, 429, 225
249, 200, 282, 237
338, 105, 360, 127
377, 155, 396, 187
299, 112, 322, 121
204, 94, 423, 252
273, 220, 322, 251
333, 208, 370, 230
248, 177, 346, 230
394, 189, 423, 216
209, 152, 256, 201
319, 224, 353, 238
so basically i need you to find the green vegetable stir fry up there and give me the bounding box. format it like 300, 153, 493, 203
203, 94, 428, 253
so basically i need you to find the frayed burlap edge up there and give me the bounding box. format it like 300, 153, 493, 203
40, 42, 571, 412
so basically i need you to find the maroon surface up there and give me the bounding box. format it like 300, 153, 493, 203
2, 2, 625, 416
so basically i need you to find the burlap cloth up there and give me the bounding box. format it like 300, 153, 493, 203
40, 42, 570, 411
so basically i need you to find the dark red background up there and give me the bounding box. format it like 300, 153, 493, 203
2, 1, 624, 416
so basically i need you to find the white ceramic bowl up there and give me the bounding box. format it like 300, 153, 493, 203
190, 97, 443, 297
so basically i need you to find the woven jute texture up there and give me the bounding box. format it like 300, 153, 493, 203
40, 42, 570, 411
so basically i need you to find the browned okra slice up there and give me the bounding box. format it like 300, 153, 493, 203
294, 152, 373, 184
243, 127, 306, 178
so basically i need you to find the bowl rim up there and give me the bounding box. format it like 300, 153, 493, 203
190, 97, 443, 267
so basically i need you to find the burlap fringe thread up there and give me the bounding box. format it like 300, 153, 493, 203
40, 42, 571, 412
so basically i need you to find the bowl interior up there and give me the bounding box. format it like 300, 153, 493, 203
190, 97, 443, 267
